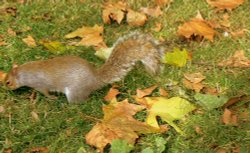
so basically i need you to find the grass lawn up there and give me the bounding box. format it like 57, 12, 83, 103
0, 0, 249, 152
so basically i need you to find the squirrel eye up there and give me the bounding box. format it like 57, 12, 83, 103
6, 81, 11, 86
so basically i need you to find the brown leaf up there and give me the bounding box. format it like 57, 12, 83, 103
65, 25, 106, 48
152, 22, 163, 32
183, 79, 204, 92
127, 9, 147, 26
85, 99, 160, 153
222, 108, 238, 126
31, 111, 40, 121
0, 105, 5, 113
0, 41, 7, 46
140, 6, 163, 17
7, 28, 16, 36
104, 87, 120, 101
206, 0, 245, 11
22, 35, 37, 47
102, 1, 127, 24
159, 87, 168, 97
195, 126, 203, 134
202, 87, 220, 95
223, 95, 247, 108
231, 29, 249, 38
184, 72, 206, 84
0, 71, 7, 83
177, 13, 217, 42
216, 148, 227, 153
136, 85, 158, 98
218, 50, 250, 68
25, 147, 49, 153
155, 0, 173, 7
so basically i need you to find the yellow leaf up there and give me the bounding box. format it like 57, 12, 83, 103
22, 35, 37, 47
206, 0, 245, 10
162, 48, 190, 67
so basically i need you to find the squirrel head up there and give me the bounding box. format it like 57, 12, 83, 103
4, 63, 20, 90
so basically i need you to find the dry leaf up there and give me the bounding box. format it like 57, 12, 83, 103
65, 25, 106, 47
85, 99, 160, 153
177, 13, 217, 42
102, 1, 127, 24
136, 85, 158, 98
222, 108, 238, 126
0, 71, 7, 82
7, 28, 16, 36
0, 41, 7, 46
159, 88, 168, 97
0, 106, 5, 113
206, 0, 245, 10
231, 29, 249, 38
223, 95, 247, 108
25, 147, 49, 153
31, 111, 40, 121
184, 72, 206, 84
195, 126, 203, 134
216, 148, 227, 153
104, 87, 120, 101
152, 22, 162, 32
140, 6, 163, 17
22, 35, 37, 47
183, 79, 204, 92
202, 87, 220, 95
218, 50, 250, 67
127, 9, 147, 26
155, 0, 173, 7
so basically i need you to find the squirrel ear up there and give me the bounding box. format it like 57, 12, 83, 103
12, 63, 19, 69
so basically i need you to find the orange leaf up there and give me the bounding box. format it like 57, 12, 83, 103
155, 0, 173, 7
140, 6, 163, 17
127, 9, 147, 26
7, 28, 16, 36
152, 22, 163, 32
0, 106, 5, 113
25, 147, 49, 153
85, 99, 160, 153
22, 35, 37, 47
136, 85, 158, 98
177, 14, 217, 42
218, 50, 250, 68
104, 87, 120, 101
159, 87, 168, 97
183, 79, 204, 93
206, 0, 245, 10
222, 108, 238, 126
184, 72, 206, 84
102, 1, 127, 24
0, 71, 7, 83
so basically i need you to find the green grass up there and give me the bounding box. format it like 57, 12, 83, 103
0, 0, 249, 152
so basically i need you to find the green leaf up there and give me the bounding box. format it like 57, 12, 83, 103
194, 93, 228, 110
140, 136, 167, 153
111, 139, 134, 153
40, 41, 74, 54
162, 48, 189, 67
95, 47, 113, 60
145, 97, 196, 134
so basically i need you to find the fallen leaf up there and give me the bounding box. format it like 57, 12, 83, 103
222, 108, 238, 125
159, 88, 168, 97
218, 50, 250, 68
0, 71, 7, 82
223, 95, 247, 108
65, 25, 106, 47
127, 9, 147, 26
140, 97, 196, 134
0, 41, 7, 46
140, 6, 163, 17
102, 1, 127, 24
152, 22, 162, 32
177, 13, 217, 42
95, 46, 113, 60
111, 139, 134, 153
195, 126, 203, 134
162, 48, 190, 67
230, 29, 249, 38
155, 0, 173, 7
7, 28, 16, 36
40, 41, 69, 54
194, 93, 228, 110
183, 79, 204, 92
206, 0, 245, 11
0, 106, 5, 113
85, 99, 160, 153
25, 147, 49, 153
136, 85, 158, 98
216, 148, 227, 153
104, 87, 120, 101
184, 72, 206, 84
31, 111, 40, 121
202, 87, 220, 95
22, 35, 37, 47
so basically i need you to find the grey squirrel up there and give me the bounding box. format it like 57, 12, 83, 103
4, 32, 163, 103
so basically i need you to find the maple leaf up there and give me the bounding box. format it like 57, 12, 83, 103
136, 85, 158, 98
218, 50, 250, 67
22, 35, 37, 47
102, 1, 127, 24
85, 99, 160, 153
206, 0, 245, 11
177, 13, 217, 42
104, 87, 120, 101
162, 48, 190, 67
183, 72, 206, 92
39, 41, 70, 54
126, 9, 147, 26
134, 97, 196, 134
140, 6, 163, 17
65, 25, 106, 47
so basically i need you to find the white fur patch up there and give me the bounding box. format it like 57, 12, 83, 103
64, 87, 70, 97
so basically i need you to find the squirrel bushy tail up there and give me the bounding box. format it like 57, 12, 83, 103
97, 32, 164, 84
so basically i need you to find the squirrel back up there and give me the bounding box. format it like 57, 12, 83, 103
97, 32, 163, 84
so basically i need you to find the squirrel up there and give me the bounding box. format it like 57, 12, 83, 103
4, 32, 163, 104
